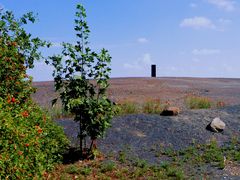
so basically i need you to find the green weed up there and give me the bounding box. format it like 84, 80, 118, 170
80, 167, 92, 176
100, 161, 116, 173
117, 101, 140, 115
142, 98, 163, 114
65, 165, 79, 174
118, 151, 127, 163
185, 95, 212, 109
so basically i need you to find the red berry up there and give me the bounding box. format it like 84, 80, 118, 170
38, 129, 43, 134
22, 111, 29, 118
11, 97, 16, 103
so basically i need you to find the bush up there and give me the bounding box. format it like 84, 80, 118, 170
0, 8, 69, 179
0, 98, 69, 179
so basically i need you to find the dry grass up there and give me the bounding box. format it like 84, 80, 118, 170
142, 98, 164, 114
185, 95, 226, 110
185, 95, 213, 109
116, 99, 140, 115
115, 98, 172, 115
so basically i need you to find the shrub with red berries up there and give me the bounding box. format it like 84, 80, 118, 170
0, 8, 69, 179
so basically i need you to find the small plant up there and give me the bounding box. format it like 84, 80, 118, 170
142, 98, 162, 114
118, 151, 127, 163
185, 95, 212, 109
65, 165, 80, 174
80, 167, 92, 176
100, 161, 116, 173
134, 159, 148, 169
117, 100, 139, 115
166, 167, 184, 179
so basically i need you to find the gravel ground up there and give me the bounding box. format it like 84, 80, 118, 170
56, 105, 240, 155
56, 105, 240, 179
34, 78, 240, 178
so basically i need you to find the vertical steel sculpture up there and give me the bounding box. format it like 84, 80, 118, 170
151, 64, 156, 77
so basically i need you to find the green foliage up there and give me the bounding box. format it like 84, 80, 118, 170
80, 166, 92, 176
46, 138, 240, 179
185, 95, 212, 109
0, 8, 68, 179
118, 151, 127, 163
65, 165, 80, 174
100, 161, 116, 173
133, 159, 148, 169
0, 99, 69, 179
114, 99, 169, 115
202, 140, 224, 166
48, 4, 114, 157
0, 8, 50, 103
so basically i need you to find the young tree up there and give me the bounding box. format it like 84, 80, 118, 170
48, 4, 114, 158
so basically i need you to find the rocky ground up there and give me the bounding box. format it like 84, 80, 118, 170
55, 105, 240, 177
56, 105, 240, 153
33, 77, 240, 179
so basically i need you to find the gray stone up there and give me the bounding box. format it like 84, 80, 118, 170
209, 117, 226, 132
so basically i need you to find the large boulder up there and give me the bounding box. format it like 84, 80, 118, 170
206, 117, 226, 132
160, 107, 180, 116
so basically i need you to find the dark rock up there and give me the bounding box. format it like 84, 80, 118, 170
160, 107, 180, 116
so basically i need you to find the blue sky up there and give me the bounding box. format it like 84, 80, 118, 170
1, 0, 240, 81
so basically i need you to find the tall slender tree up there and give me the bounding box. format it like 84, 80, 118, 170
49, 4, 114, 158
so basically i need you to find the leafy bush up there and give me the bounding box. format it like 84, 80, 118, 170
0, 9, 50, 103
185, 96, 212, 109
0, 8, 69, 179
0, 99, 69, 179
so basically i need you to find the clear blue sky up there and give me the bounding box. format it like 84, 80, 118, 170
1, 0, 240, 81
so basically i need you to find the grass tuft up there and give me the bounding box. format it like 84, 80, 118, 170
185, 95, 212, 109
142, 98, 163, 114
116, 100, 140, 115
